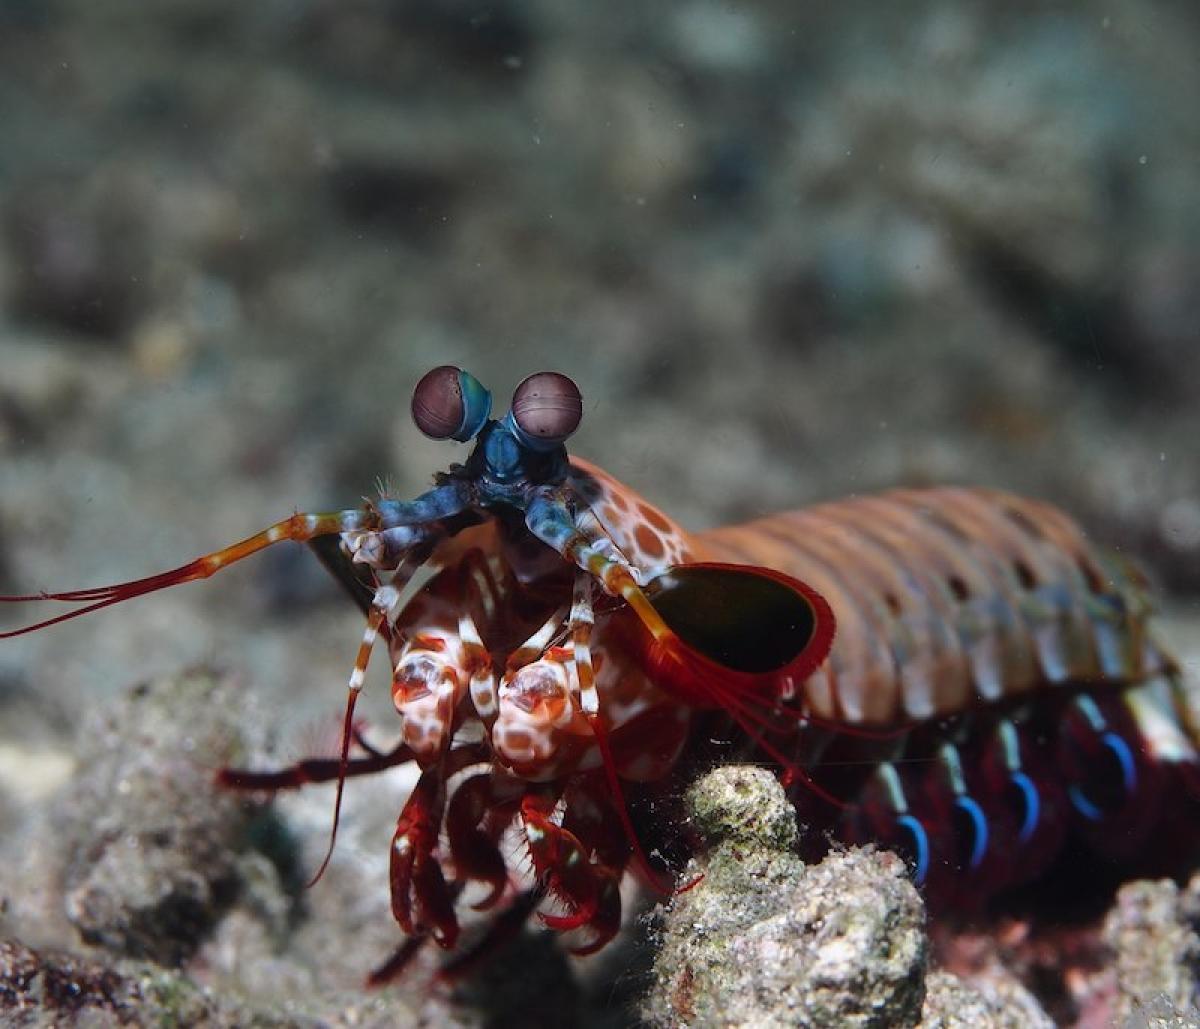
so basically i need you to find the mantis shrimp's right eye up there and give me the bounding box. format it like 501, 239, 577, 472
411, 365, 492, 442
509, 371, 583, 450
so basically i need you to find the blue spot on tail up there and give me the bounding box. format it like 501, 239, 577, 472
897, 814, 930, 885
1069, 784, 1104, 821
1070, 731, 1138, 821
1010, 772, 1040, 844
954, 795, 988, 870
1102, 731, 1137, 799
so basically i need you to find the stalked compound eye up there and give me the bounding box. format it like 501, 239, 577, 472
509, 372, 583, 451
411, 365, 492, 442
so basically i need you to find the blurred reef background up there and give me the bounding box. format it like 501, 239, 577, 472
0, 1, 1198, 1025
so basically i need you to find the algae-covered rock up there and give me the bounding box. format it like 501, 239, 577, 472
1104, 878, 1200, 1027
1, 666, 443, 1025
0, 937, 307, 1028
919, 969, 1053, 1029
644, 765, 928, 1028
53, 667, 259, 965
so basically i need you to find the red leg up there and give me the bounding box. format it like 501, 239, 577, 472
365, 935, 428, 989
520, 793, 623, 953
435, 888, 545, 982
445, 773, 513, 911
365, 889, 546, 988
390, 765, 458, 948
216, 736, 413, 791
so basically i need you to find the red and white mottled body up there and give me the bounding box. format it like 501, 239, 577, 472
387, 516, 693, 786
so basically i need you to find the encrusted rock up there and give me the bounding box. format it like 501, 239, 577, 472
644, 765, 928, 1028
1104, 878, 1200, 1027
919, 970, 1053, 1029
685, 762, 800, 853
0, 937, 305, 1028
54, 668, 259, 965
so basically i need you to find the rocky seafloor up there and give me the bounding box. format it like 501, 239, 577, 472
6, 673, 1200, 1027
1, 0, 1199, 1025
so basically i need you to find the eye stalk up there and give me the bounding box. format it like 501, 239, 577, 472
508, 372, 583, 452
411, 366, 493, 442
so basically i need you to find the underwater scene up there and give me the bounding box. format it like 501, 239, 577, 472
1, 2, 1198, 1026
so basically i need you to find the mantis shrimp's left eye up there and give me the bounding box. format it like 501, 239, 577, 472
411, 365, 492, 442
509, 371, 583, 450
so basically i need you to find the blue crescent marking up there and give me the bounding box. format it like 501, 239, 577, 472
1069, 731, 1138, 822
954, 795, 989, 870
1009, 771, 1040, 844
1069, 784, 1104, 821
897, 814, 930, 885
1102, 731, 1138, 799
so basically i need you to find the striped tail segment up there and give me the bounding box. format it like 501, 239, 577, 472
697, 486, 1198, 905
